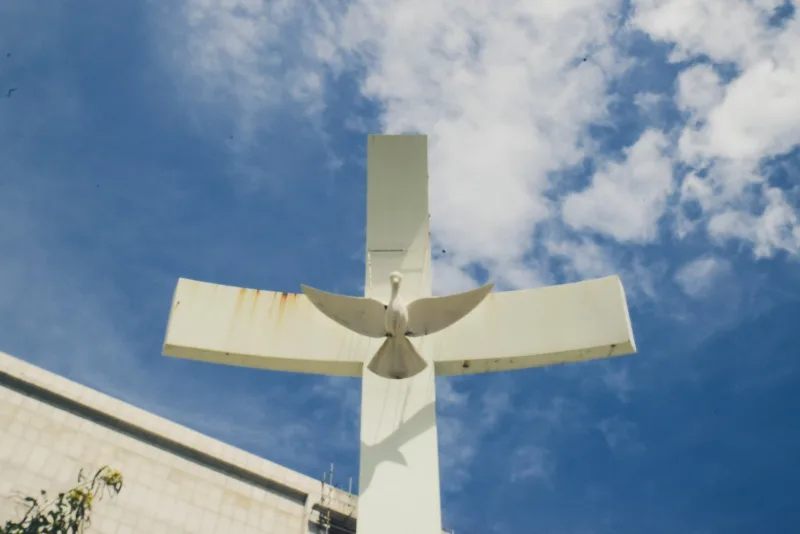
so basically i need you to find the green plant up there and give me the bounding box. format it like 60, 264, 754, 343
1, 466, 123, 534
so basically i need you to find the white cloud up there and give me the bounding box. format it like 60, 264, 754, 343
333, 0, 626, 281
436, 377, 470, 408
601, 366, 634, 402
431, 260, 482, 296
630, 0, 786, 65
164, 0, 800, 289
546, 237, 619, 283
676, 64, 724, 118
681, 59, 800, 163
436, 412, 479, 492
523, 396, 586, 433
167, 0, 636, 287
634, 92, 671, 127
510, 445, 554, 483
596, 416, 644, 453
632, 0, 800, 258
708, 188, 800, 258
675, 255, 731, 298
480, 389, 511, 428
562, 129, 675, 243
166, 0, 331, 143
634, 91, 666, 113
435, 377, 514, 492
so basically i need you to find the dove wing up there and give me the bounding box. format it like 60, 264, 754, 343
405, 283, 495, 336
300, 284, 387, 338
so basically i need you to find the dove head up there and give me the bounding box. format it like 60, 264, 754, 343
389, 271, 403, 288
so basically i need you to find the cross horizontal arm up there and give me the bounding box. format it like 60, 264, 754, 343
424, 275, 636, 376
163, 278, 377, 377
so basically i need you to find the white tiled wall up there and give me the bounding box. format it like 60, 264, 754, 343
0, 383, 306, 534
0, 352, 358, 534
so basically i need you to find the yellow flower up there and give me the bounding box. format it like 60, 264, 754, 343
67, 487, 93, 509
102, 469, 123, 487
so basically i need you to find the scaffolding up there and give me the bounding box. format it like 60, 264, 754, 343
316, 463, 355, 534
318, 463, 333, 533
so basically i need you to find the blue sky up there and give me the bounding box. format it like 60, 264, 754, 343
1, 0, 799, 532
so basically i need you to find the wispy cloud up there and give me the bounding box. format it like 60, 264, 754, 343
596, 416, 645, 454
436, 376, 515, 492
675, 255, 732, 298
601, 366, 635, 403
510, 445, 555, 483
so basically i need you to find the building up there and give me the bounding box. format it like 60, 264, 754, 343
0, 350, 359, 534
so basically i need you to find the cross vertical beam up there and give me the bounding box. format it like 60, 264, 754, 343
357, 135, 441, 534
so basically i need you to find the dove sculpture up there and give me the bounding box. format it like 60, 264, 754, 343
301, 271, 494, 379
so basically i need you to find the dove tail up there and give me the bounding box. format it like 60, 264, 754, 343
367, 336, 428, 380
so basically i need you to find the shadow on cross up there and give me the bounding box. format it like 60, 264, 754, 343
359, 401, 436, 494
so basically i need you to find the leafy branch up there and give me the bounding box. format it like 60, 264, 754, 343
1, 466, 123, 534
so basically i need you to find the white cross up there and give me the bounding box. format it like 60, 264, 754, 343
163, 134, 637, 534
